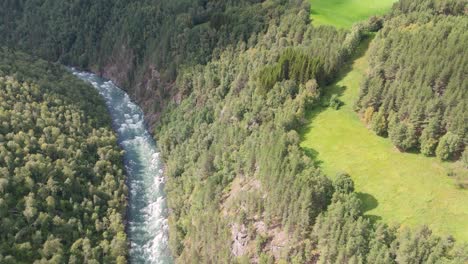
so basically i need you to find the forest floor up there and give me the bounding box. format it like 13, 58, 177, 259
300, 37, 468, 242
309, 0, 398, 28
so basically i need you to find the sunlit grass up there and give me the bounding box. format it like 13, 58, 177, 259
300, 38, 468, 242
310, 0, 398, 28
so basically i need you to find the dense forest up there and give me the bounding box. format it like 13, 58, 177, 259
0, 0, 467, 263
0, 0, 293, 121
0, 49, 127, 263
154, 1, 468, 262
357, 0, 467, 163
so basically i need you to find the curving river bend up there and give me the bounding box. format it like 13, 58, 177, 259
72, 70, 173, 264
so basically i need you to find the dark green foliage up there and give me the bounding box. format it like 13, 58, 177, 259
313, 193, 371, 263
394, 227, 454, 264
371, 110, 387, 136
1, 0, 467, 262
257, 49, 323, 94
257, 64, 282, 95
388, 119, 418, 151
420, 115, 443, 156
155, 3, 361, 261
313, 192, 465, 264
329, 94, 343, 110
357, 8, 467, 159
0, 0, 281, 85
279, 49, 323, 84
392, 0, 467, 15
0, 49, 127, 263
0, 0, 310, 133
366, 224, 396, 264
334, 172, 354, 194
436, 132, 462, 161
310, 4, 468, 260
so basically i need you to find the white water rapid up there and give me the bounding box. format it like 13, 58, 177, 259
72, 70, 173, 264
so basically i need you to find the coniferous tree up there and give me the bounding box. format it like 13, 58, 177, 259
436, 132, 461, 161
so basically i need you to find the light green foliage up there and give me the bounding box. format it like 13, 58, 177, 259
394, 227, 453, 264
371, 110, 387, 136
0, 0, 282, 85
0, 49, 127, 263
420, 115, 443, 156
300, 38, 468, 242
436, 132, 462, 161
357, 12, 467, 160
1, 0, 467, 262
329, 94, 343, 110
156, 3, 364, 261
334, 172, 354, 194
313, 193, 460, 264
313, 193, 370, 263
388, 121, 417, 151
392, 0, 466, 15
366, 224, 396, 264
309, 0, 398, 28
258, 253, 274, 264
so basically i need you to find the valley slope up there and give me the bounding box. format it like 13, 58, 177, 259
300, 37, 468, 242
0, 0, 467, 263
0, 49, 128, 263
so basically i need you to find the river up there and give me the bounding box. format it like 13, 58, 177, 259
72, 69, 173, 264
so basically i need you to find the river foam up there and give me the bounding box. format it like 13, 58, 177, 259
72, 69, 173, 264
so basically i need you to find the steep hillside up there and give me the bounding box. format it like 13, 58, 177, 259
0, 0, 467, 263
156, 2, 467, 262
0, 0, 290, 127
0, 49, 127, 263
155, 6, 366, 262
0, 1, 363, 261
301, 36, 468, 242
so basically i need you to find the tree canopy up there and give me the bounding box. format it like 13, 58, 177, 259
0, 0, 467, 262
357, 2, 467, 161
0, 49, 127, 263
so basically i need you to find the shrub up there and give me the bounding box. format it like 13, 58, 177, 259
329, 94, 343, 110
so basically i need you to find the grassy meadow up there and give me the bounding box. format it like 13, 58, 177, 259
310, 0, 398, 28
300, 38, 468, 242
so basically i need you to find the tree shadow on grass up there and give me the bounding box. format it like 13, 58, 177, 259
302, 146, 324, 167
310, 10, 319, 15
299, 34, 374, 141
298, 35, 383, 223
365, 214, 383, 223
356, 192, 378, 211
356, 192, 382, 223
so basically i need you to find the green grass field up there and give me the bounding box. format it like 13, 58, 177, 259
310, 0, 398, 28
300, 38, 468, 242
